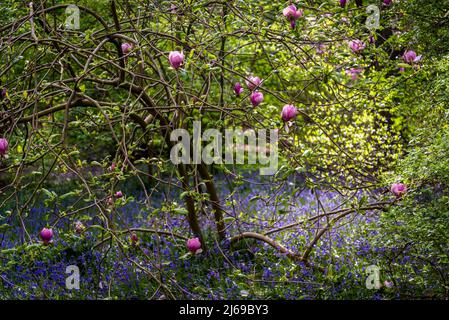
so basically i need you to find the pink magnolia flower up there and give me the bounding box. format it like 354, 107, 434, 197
283, 5, 303, 29
130, 233, 138, 245
234, 82, 243, 96
187, 237, 202, 253
168, 51, 184, 69
281, 105, 298, 122
245, 76, 262, 91
340, 0, 347, 7
75, 221, 85, 234
40, 227, 53, 245
250, 91, 264, 107
115, 191, 123, 198
403, 50, 422, 64
346, 68, 363, 81
282, 5, 303, 21
0, 138, 8, 156
348, 40, 366, 53
391, 183, 407, 197
121, 43, 132, 55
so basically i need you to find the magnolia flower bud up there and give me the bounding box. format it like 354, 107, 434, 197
115, 191, 123, 198
250, 91, 264, 107
0, 138, 8, 156
168, 51, 184, 69
40, 228, 53, 245
290, 20, 296, 29
121, 43, 133, 55
281, 105, 298, 122
234, 82, 243, 96
187, 237, 202, 253
245, 76, 262, 91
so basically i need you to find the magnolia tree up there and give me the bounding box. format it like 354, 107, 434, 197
0, 0, 417, 295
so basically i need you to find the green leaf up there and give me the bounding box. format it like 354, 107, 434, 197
0, 224, 11, 232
